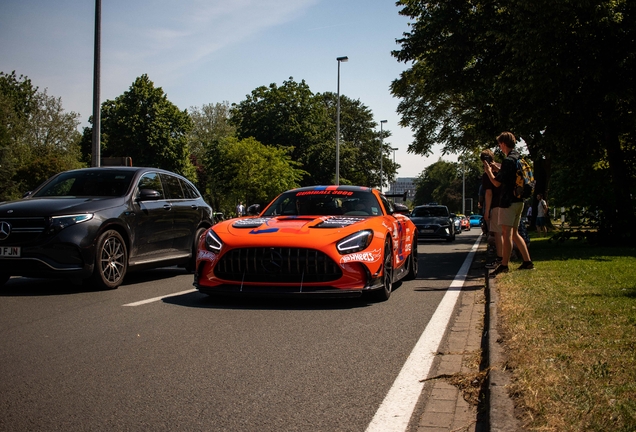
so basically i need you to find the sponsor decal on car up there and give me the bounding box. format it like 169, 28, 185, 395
315, 217, 364, 228
296, 190, 354, 196
233, 218, 271, 228
197, 249, 218, 262
339, 248, 382, 266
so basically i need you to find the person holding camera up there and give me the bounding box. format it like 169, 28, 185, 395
483, 132, 534, 277
480, 149, 503, 269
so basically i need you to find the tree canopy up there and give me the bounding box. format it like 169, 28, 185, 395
205, 137, 307, 216
1, 71, 83, 200
82, 74, 196, 181
229, 77, 399, 187
392, 0, 636, 239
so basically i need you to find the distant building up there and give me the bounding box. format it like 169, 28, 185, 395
387, 177, 416, 200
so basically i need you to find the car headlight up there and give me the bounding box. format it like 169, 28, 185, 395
49, 214, 94, 234
204, 229, 223, 254
337, 230, 373, 254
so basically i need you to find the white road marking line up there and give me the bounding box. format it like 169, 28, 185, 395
122, 288, 197, 307
366, 236, 482, 432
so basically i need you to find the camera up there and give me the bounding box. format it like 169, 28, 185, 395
480, 154, 493, 163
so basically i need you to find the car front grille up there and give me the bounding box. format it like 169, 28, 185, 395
0, 217, 47, 245
214, 247, 342, 283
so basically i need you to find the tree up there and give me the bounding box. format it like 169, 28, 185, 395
414, 159, 460, 208
230, 78, 331, 185
230, 77, 397, 187
188, 102, 236, 208
392, 0, 636, 240
317, 92, 399, 188
82, 74, 196, 180
413, 156, 482, 213
188, 102, 235, 162
206, 137, 307, 216
1, 71, 83, 200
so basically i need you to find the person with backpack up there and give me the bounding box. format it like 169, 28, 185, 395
483, 131, 534, 277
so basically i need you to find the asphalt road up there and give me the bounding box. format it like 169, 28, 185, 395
0, 230, 481, 432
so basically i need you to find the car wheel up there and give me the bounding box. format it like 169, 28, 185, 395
90, 230, 127, 290
185, 227, 206, 273
372, 241, 393, 302
405, 237, 418, 280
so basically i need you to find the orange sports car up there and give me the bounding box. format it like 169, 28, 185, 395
194, 185, 418, 301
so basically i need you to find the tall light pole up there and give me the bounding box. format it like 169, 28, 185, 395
335, 56, 348, 185
391, 147, 398, 193
379, 120, 387, 191
91, 0, 101, 167
462, 157, 466, 215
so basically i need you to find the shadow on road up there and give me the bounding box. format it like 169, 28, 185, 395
159, 282, 418, 311
0, 266, 190, 297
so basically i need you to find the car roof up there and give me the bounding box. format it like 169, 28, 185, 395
290, 185, 376, 193
413, 204, 448, 208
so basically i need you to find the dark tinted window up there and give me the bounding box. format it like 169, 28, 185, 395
137, 173, 165, 199
34, 170, 134, 197
412, 206, 449, 217
180, 179, 200, 199
160, 174, 185, 199
380, 195, 393, 214
262, 190, 381, 216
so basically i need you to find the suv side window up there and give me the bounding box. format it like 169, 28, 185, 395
180, 179, 200, 199
137, 172, 164, 199
160, 174, 185, 200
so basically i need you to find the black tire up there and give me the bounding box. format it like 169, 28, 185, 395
405, 237, 418, 280
90, 230, 127, 290
372, 241, 393, 302
185, 227, 206, 273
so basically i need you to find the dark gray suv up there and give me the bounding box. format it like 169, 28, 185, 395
410, 204, 456, 242
0, 167, 213, 289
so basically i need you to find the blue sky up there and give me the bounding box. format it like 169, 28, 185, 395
0, 0, 455, 178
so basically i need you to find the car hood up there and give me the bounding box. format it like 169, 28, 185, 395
410, 216, 450, 225
0, 197, 126, 217
212, 215, 369, 244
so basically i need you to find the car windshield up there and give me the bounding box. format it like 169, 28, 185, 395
412, 207, 449, 217
33, 170, 135, 197
262, 190, 382, 216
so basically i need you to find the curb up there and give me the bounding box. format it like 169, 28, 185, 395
485, 267, 521, 431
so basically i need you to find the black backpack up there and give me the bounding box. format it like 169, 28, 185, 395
513, 156, 535, 200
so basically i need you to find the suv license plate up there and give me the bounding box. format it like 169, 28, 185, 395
0, 246, 21, 257
420, 229, 434, 234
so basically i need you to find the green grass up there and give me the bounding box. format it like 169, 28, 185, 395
495, 235, 636, 431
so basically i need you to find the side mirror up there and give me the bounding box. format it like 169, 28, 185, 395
137, 189, 162, 201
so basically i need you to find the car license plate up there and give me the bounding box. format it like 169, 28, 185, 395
420, 229, 434, 234
0, 246, 20, 257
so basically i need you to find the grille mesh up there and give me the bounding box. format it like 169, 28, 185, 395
215, 247, 342, 283
0, 217, 47, 245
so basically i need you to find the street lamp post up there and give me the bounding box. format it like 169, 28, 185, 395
92, 0, 101, 167
462, 157, 466, 215
335, 56, 348, 185
391, 147, 398, 193
379, 120, 387, 191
